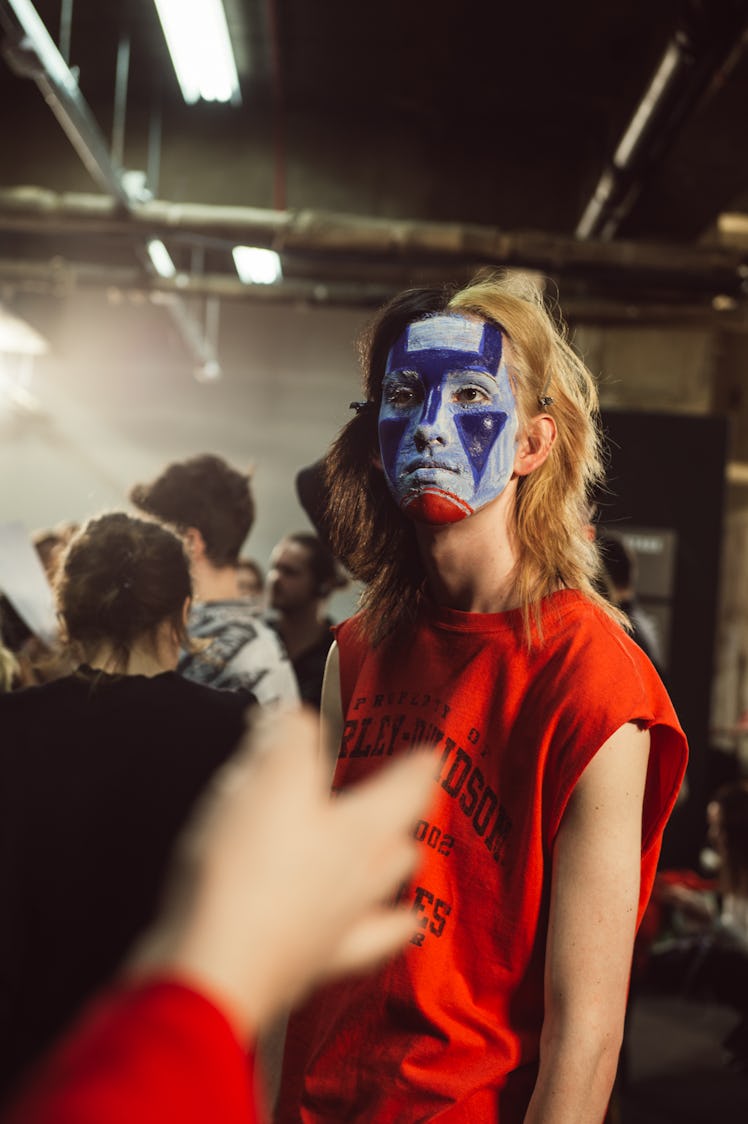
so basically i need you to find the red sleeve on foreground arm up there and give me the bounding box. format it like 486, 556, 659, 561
2, 979, 263, 1124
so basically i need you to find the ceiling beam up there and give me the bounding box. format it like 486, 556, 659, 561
2, 255, 748, 330
575, 0, 748, 240
0, 186, 747, 300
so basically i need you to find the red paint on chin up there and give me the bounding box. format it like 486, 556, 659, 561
403, 488, 474, 524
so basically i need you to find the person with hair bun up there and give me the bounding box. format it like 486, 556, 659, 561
266, 532, 348, 710
0, 512, 254, 1105
277, 273, 689, 1122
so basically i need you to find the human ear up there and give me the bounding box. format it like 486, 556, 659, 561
513, 414, 557, 478
184, 527, 206, 560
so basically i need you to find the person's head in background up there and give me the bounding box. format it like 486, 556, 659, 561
266, 533, 349, 708
707, 780, 748, 898
236, 557, 264, 603
57, 512, 192, 677
267, 533, 347, 628
129, 454, 254, 603
33, 521, 80, 586
0, 628, 19, 692
1, 526, 81, 686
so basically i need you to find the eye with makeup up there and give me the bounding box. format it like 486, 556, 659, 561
448, 370, 497, 407
383, 374, 422, 408
452, 385, 492, 406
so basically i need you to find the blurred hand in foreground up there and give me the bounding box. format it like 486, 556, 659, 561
130, 707, 435, 1038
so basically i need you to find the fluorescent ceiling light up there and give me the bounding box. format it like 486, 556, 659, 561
233, 246, 283, 285
147, 238, 177, 278
0, 303, 49, 356
612, 41, 682, 171
152, 0, 241, 106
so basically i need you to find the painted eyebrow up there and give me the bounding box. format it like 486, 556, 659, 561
384, 366, 500, 382
444, 367, 499, 381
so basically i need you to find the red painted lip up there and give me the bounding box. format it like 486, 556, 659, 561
402, 487, 473, 522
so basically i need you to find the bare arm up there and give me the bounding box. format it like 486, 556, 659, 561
320, 640, 343, 780
524, 721, 651, 1124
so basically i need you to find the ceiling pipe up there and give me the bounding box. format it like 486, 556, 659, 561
0, 0, 223, 378
1, 257, 747, 332
576, 0, 748, 241
0, 186, 745, 298
0, 0, 132, 207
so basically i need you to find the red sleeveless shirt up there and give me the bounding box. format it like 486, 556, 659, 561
278, 590, 687, 1122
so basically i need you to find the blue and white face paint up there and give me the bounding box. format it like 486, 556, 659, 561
378, 315, 519, 524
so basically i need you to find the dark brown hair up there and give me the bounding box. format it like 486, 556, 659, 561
130, 454, 254, 567
323, 286, 449, 642
57, 512, 191, 671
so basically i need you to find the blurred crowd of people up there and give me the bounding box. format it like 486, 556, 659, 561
0, 453, 347, 709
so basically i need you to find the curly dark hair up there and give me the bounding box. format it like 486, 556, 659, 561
129, 454, 254, 567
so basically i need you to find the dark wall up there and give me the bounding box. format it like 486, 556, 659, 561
600, 410, 728, 867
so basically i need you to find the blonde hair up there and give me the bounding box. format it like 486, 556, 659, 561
324, 272, 621, 644
448, 272, 617, 631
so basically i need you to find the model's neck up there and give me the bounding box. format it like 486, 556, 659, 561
86, 643, 176, 678
414, 488, 521, 614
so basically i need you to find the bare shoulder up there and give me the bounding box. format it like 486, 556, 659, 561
573, 722, 649, 796
561, 722, 651, 849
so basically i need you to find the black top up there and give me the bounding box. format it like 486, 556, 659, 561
0, 668, 254, 1102
267, 618, 335, 710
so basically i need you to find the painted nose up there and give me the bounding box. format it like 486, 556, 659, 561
413, 384, 448, 451
414, 429, 446, 452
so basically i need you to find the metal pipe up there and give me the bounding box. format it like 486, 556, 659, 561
147, 105, 162, 198
0, 187, 744, 296
576, 4, 748, 241
111, 33, 130, 168
58, 0, 73, 64
0, 0, 131, 206
0, 0, 222, 379
1, 256, 747, 330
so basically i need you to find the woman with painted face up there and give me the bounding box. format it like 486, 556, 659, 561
276, 273, 688, 1123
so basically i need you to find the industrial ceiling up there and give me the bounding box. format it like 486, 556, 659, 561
0, 0, 747, 343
